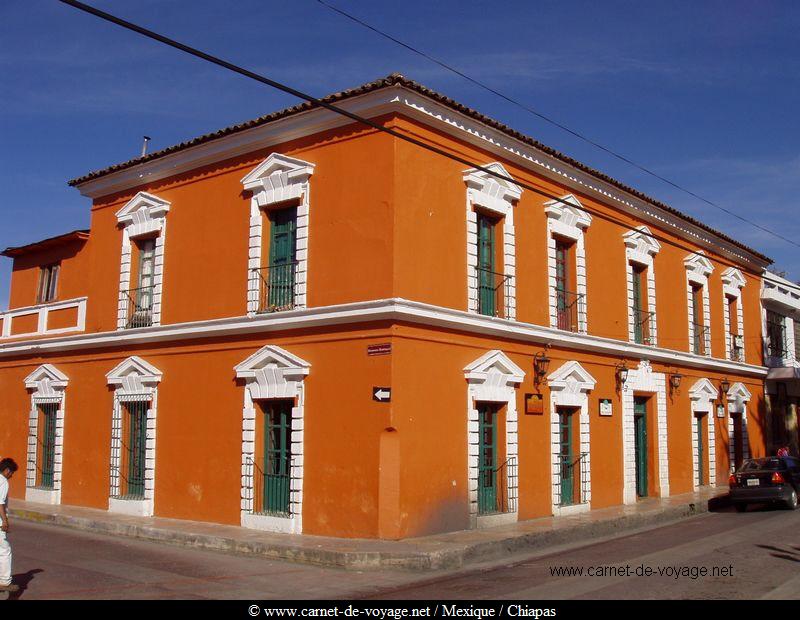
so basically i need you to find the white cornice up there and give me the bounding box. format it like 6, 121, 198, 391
0, 298, 767, 378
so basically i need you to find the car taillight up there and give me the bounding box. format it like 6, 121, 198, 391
771, 472, 785, 484
729, 474, 737, 486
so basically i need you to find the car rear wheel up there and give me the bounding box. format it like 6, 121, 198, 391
734, 503, 747, 513
786, 489, 799, 510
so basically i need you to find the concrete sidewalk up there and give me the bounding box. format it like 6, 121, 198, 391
10, 487, 728, 571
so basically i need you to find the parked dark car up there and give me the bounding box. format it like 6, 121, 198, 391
729, 456, 800, 512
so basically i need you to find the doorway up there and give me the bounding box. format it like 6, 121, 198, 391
634, 397, 648, 498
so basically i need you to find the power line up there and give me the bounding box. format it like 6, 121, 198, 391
57, 0, 765, 268
313, 0, 800, 252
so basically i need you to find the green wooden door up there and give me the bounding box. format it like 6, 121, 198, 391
263, 400, 292, 515
559, 409, 574, 505
477, 214, 495, 316
696, 414, 705, 486
125, 401, 147, 499
477, 402, 498, 514
634, 397, 648, 498
268, 208, 297, 309
39, 403, 58, 489
733, 413, 743, 470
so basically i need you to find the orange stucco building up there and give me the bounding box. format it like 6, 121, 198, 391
0, 74, 772, 539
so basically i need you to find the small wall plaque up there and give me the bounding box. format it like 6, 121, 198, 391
525, 393, 543, 415
716, 404, 725, 419
599, 398, 613, 417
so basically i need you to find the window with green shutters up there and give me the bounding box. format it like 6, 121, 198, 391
37, 403, 58, 489
266, 208, 298, 311
558, 409, 575, 506
261, 400, 292, 516
631, 264, 650, 345
691, 285, 705, 355
477, 402, 499, 514
696, 414, 706, 486
477, 213, 496, 317
122, 401, 148, 500
634, 397, 648, 498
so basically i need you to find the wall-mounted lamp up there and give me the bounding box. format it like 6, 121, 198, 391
534, 351, 551, 386
615, 361, 629, 390
720, 378, 731, 396
669, 373, 683, 397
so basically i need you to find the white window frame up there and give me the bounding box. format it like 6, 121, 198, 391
727, 382, 752, 472
623, 226, 660, 346
688, 378, 718, 489
721, 267, 747, 361
620, 360, 669, 504
547, 360, 596, 516
242, 153, 315, 315
684, 252, 714, 356
115, 192, 171, 329
24, 364, 69, 505
463, 163, 521, 320
544, 194, 591, 333
106, 356, 163, 517
234, 345, 310, 534
464, 350, 523, 528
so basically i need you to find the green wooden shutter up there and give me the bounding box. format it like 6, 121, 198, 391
477, 402, 498, 514
559, 409, 574, 505
696, 415, 705, 486
632, 266, 644, 344
634, 398, 648, 497
477, 214, 496, 316
125, 402, 147, 499
263, 400, 292, 515
268, 208, 298, 309
39, 403, 58, 489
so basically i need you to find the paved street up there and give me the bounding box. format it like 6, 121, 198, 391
6, 505, 800, 600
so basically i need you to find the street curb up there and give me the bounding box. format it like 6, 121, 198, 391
11, 495, 728, 571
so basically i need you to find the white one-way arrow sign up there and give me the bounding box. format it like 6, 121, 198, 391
373, 387, 391, 402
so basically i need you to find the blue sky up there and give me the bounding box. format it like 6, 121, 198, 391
1, 0, 799, 308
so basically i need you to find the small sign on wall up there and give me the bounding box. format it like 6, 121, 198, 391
599, 398, 613, 417
525, 393, 543, 415
716, 404, 725, 418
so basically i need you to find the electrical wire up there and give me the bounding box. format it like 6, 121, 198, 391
57, 0, 773, 273
314, 0, 800, 252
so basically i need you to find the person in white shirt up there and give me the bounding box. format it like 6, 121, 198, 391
0, 458, 19, 593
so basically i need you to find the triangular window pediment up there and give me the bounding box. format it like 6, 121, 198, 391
106, 356, 163, 386
241, 153, 315, 193
24, 364, 69, 395
722, 267, 747, 289
543, 194, 592, 230
235, 345, 310, 400
464, 350, 525, 385
689, 378, 718, 399
727, 382, 752, 401
463, 162, 522, 204
547, 360, 596, 392
684, 252, 714, 277
624, 226, 661, 257
115, 191, 170, 225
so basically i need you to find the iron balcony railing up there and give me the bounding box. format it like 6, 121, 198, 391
556, 289, 584, 332
730, 334, 745, 362
245, 455, 292, 517
121, 285, 154, 329
110, 465, 146, 501
473, 266, 512, 319
555, 452, 590, 507
692, 322, 709, 356
252, 262, 298, 313
632, 308, 655, 345
478, 456, 518, 516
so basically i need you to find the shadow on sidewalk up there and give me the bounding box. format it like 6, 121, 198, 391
8, 569, 43, 600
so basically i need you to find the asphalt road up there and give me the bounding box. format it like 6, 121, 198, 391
5, 504, 800, 600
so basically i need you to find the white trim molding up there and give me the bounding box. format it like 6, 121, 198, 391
727, 382, 752, 471
689, 378, 718, 489
685, 252, 714, 356
547, 361, 595, 516
621, 360, 669, 504
234, 344, 310, 534
1, 298, 87, 340
722, 268, 746, 362
106, 356, 163, 517
24, 364, 68, 505
116, 191, 170, 330
464, 163, 521, 320
544, 194, 591, 333
464, 350, 523, 528
623, 226, 660, 346
242, 153, 314, 315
